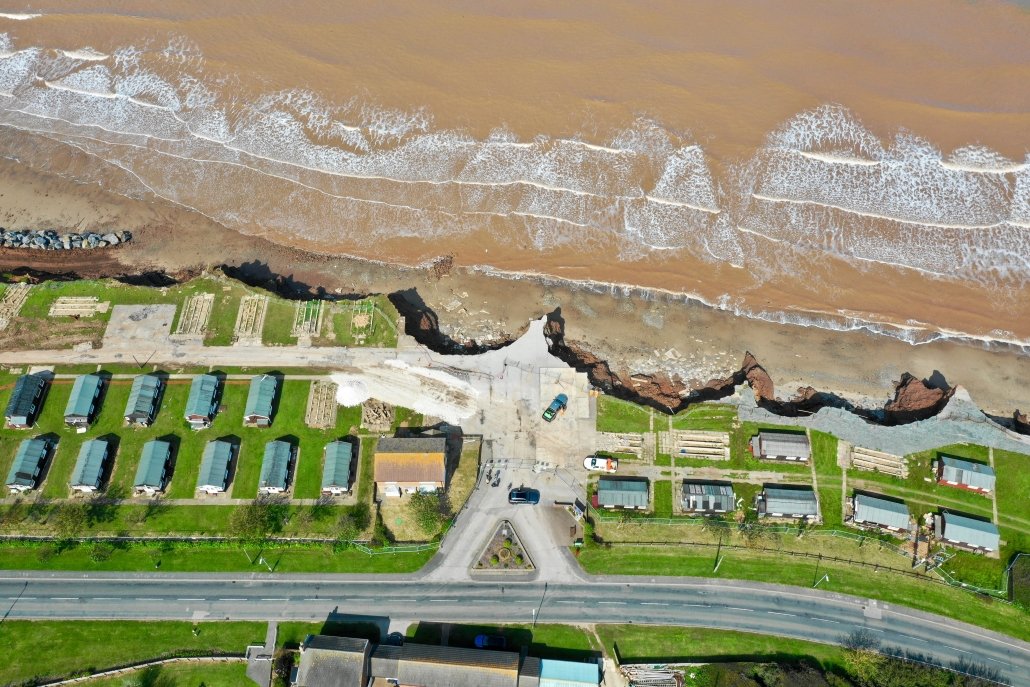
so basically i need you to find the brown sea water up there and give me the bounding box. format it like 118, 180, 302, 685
1, 1, 1028, 346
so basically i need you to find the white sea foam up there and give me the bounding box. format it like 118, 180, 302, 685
60, 48, 108, 62
0, 12, 40, 20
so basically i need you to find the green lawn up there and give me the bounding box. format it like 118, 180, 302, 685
277, 620, 382, 648
654, 479, 673, 517
79, 662, 249, 687
596, 395, 652, 433
0, 620, 264, 685
261, 299, 298, 346
318, 296, 400, 348
577, 544, 1029, 641
671, 404, 737, 432
810, 431, 842, 527
0, 541, 434, 573
595, 624, 844, 670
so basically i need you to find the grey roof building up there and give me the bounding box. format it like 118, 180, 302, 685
259, 440, 293, 494
759, 485, 818, 518
295, 635, 370, 687
370, 643, 520, 687
682, 481, 736, 513
124, 374, 162, 426
6, 438, 49, 492
596, 476, 649, 509
937, 512, 1000, 552
64, 374, 103, 429
4, 373, 46, 428
71, 439, 109, 492
184, 374, 220, 429
937, 455, 995, 493
244, 375, 277, 427
133, 440, 172, 495
751, 431, 811, 461
197, 440, 234, 494
853, 493, 909, 531
294, 635, 598, 687
321, 441, 354, 495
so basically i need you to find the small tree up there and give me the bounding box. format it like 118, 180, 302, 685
51, 502, 89, 539
407, 491, 446, 536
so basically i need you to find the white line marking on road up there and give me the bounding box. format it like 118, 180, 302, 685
93, 597, 119, 601
983, 657, 1010, 666
177, 598, 204, 602
766, 611, 796, 617
812, 618, 839, 624
429, 599, 456, 602
303, 598, 323, 602
514, 600, 532, 604
12, 597, 35, 600
555, 601, 577, 604
472, 600, 493, 604
866, 628, 884, 633
641, 602, 669, 606
727, 607, 754, 612
344, 598, 362, 602
897, 634, 927, 643
683, 603, 706, 607
136, 598, 161, 601
53, 597, 78, 600
942, 645, 971, 655
219, 598, 246, 601
599, 601, 626, 605
261, 598, 287, 602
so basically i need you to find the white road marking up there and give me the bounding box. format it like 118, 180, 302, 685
898, 634, 927, 643
429, 599, 456, 602
261, 598, 287, 602
641, 602, 669, 606
983, 657, 1010, 666
943, 645, 972, 655
177, 598, 204, 602
599, 601, 626, 605
93, 597, 119, 601
555, 600, 577, 604
812, 618, 839, 624
219, 598, 246, 601
727, 607, 754, 612
303, 598, 323, 602
683, 603, 707, 607
53, 597, 78, 600
136, 598, 161, 601
766, 611, 796, 617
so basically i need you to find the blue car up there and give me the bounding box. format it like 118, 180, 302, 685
475, 634, 506, 649
542, 393, 568, 422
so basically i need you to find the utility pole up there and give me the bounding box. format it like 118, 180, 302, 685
813, 574, 830, 588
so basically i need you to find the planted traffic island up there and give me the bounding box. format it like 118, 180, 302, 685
472, 520, 534, 575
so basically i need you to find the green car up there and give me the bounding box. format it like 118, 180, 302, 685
542, 393, 568, 422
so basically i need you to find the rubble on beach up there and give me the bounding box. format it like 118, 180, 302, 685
0, 228, 132, 250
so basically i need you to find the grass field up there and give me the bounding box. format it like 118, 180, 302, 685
78, 662, 248, 687
670, 404, 737, 432
320, 296, 401, 348
0, 620, 264, 685
596, 395, 652, 433
595, 624, 844, 670
0, 541, 434, 573
653, 479, 673, 517
810, 430, 843, 527
578, 544, 1029, 641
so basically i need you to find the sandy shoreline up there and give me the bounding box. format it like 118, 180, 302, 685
0, 158, 1028, 420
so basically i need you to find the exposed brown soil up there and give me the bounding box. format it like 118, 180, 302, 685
1, 317, 104, 351
883, 373, 956, 424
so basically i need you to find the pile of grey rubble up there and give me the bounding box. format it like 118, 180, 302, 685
0, 228, 132, 250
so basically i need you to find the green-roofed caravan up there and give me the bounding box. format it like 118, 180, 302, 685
244, 375, 277, 427
185, 374, 220, 429
321, 440, 354, 495
71, 439, 109, 493
64, 374, 104, 430
6, 437, 49, 493
134, 440, 172, 495
124, 374, 162, 426
259, 440, 293, 494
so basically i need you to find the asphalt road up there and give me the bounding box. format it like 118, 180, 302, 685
2, 573, 1026, 686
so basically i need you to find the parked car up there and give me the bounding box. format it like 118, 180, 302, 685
542, 393, 568, 422
508, 487, 540, 505
583, 455, 618, 473
474, 634, 507, 649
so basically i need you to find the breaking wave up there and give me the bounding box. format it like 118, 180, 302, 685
0, 34, 1027, 345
